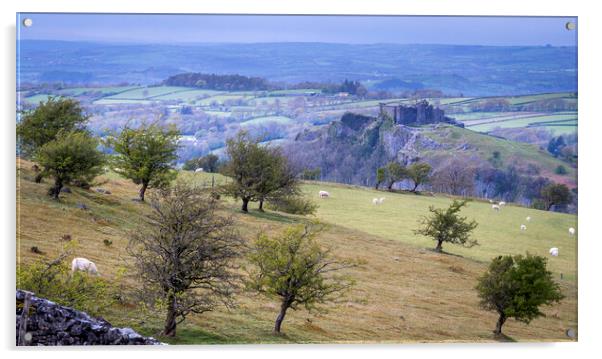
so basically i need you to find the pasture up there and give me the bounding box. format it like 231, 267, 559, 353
302, 182, 577, 281
466, 112, 578, 134
17, 160, 577, 343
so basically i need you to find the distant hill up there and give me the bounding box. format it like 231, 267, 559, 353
17, 41, 577, 96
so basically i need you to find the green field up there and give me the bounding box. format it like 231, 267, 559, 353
92, 99, 153, 105
181, 170, 577, 280
102, 86, 194, 100
240, 115, 295, 126
151, 89, 224, 102
302, 182, 577, 280
196, 94, 254, 106
467, 113, 578, 133
22, 94, 56, 104
56, 86, 142, 96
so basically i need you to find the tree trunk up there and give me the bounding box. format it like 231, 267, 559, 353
274, 299, 291, 334
241, 197, 250, 212
388, 181, 395, 191
435, 240, 443, 252
139, 182, 148, 202
50, 178, 63, 200
547, 202, 554, 211
162, 293, 177, 337
494, 313, 507, 336
34, 173, 43, 183
375, 182, 380, 190
412, 182, 419, 192
259, 199, 264, 212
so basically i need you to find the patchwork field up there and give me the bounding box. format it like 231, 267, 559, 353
17, 159, 577, 344
20, 87, 578, 149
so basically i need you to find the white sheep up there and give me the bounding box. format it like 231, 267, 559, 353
489, 199, 494, 204
499, 201, 506, 207
491, 204, 500, 211
194, 167, 204, 173
549, 247, 559, 257
526, 216, 531, 222
378, 197, 385, 204
318, 190, 330, 198
372, 198, 379, 205
71, 257, 99, 275
520, 224, 527, 231
569, 227, 575, 236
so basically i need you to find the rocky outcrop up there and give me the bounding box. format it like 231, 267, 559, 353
16, 290, 163, 346
286, 112, 448, 185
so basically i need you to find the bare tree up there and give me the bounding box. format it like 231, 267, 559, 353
431, 158, 476, 196
127, 182, 243, 337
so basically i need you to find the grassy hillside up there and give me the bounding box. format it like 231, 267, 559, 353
16, 159, 577, 344
422, 125, 576, 187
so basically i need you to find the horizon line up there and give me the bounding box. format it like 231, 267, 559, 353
19, 38, 578, 48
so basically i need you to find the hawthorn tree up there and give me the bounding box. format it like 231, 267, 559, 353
183, 153, 220, 172
476, 254, 564, 336
127, 182, 243, 337
105, 122, 180, 201
17, 97, 90, 182
221, 132, 267, 212
540, 183, 572, 211
222, 131, 298, 212
414, 199, 478, 252
34, 131, 105, 199
246, 223, 356, 333
17, 97, 89, 157
407, 162, 432, 192
386, 161, 408, 191
255, 147, 299, 212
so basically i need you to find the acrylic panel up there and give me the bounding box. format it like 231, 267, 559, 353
16, 13, 578, 345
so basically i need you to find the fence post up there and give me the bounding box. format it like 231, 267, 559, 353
17, 291, 33, 346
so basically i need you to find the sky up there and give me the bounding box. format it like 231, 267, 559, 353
17, 13, 577, 46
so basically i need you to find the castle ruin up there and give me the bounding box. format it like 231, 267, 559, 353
379, 100, 463, 127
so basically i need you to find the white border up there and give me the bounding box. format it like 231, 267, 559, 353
2, 1, 601, 358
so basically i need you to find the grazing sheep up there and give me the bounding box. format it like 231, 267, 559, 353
71, 257, 99, 275
499, 201, 506, 207
526, 216, 531, 222
489, 199, 494, 204
318, 190, 330, 198
549, 247, 559, 257
491, 204, 500, 211
569, 227, 575, 236
372, 197, 385, 205
195, 167, 204, 173
520, 224, 527, 231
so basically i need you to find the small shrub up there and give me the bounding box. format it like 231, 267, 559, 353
555, 165, 568, 175
17, 249, 123, 317
60, 234, 72, 241
103, 239, 113, 247
266, 195, 318, 215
